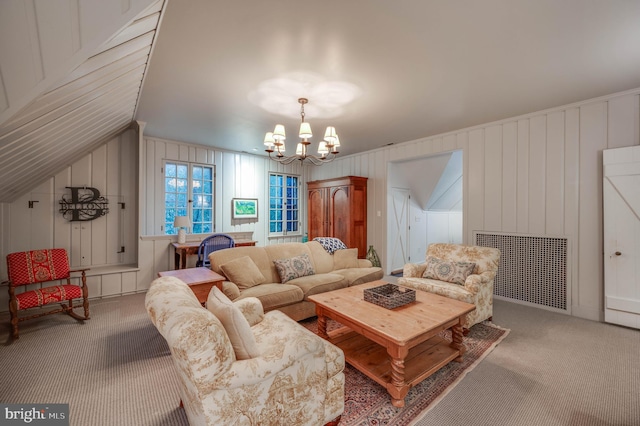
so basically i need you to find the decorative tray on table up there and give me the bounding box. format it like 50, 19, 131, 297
363, 283, 416, 309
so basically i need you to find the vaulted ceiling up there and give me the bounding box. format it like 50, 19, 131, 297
2, 0, 640, 203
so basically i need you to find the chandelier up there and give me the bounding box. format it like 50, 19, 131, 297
263, 98, 340, 165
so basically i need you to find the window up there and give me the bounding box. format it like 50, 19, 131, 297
164, 162, 214, 234
269, 173, 299, 235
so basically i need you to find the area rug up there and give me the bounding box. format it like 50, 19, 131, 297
300, 318, 509, 426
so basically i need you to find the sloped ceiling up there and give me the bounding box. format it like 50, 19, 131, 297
0, 0, 165, 202
136, 0, 640, 158
3, 0, 640, 204
388, 151, 462, 212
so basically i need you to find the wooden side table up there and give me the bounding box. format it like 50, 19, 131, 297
171, 240, 257, 269
158, 267, 225, 305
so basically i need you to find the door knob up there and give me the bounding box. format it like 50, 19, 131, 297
615, 251, 622, 256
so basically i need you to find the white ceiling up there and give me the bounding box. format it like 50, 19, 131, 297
137, 0, 640, 157
2, 0, 640, 203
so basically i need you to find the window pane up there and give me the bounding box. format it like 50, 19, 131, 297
177, 165, 188, 178
204, 168, 212, 180
193, 166, 202, 179
204, 209, 212, 221
193, 223, 202, 234
166, 163, 176, 177
268, 173, 298, 235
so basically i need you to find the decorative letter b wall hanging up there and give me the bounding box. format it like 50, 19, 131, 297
59, 186, 109, 221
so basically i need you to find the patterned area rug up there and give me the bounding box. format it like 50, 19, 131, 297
300, 318, 509, 426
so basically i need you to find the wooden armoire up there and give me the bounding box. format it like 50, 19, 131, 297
307, 176, 368, 258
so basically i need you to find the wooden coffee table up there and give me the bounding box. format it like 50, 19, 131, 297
308, 280, 475, 407
158, 267, 225, 305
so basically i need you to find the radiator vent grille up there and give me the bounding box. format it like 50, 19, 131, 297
475, 233, 568, 311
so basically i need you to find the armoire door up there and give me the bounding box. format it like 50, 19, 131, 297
307, 187, 327, 240
330, 186, 350, 246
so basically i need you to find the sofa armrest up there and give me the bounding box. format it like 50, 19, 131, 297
464, 271, 493, 294
357, 258, 373, 268
221, 281, 241, 300
403, 262, 427, 278
233, 297, 264, 326
209, 311, 325, 390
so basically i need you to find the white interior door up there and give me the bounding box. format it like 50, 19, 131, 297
388, 188, 409, 273
409, 203, 427, 263
603, 146, 640, 329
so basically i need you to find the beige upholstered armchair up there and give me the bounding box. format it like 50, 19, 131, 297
145, 276, 345, 426
398, 243, 500, 331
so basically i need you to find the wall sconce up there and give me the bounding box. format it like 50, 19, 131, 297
173, 216, 191, 244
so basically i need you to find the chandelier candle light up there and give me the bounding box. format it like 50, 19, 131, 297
264, 98, 340, 165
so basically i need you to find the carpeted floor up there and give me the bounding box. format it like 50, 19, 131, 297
1, 289, 638, 426
0, 292, 506, 426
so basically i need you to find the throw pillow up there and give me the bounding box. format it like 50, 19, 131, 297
273, 253, 315, 283
206, 286, 260, 360
313, 237, 347, 254
220, 256, 266, 290
333, 248, 359, 269
422, 256, 476, 285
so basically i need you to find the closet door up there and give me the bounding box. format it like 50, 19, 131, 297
603, 146, 640, 329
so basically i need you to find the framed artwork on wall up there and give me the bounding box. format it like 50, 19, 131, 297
232, 198, 258, 219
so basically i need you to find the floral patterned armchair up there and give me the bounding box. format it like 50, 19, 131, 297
145, 276, 345, 426
398, 243, 500, 331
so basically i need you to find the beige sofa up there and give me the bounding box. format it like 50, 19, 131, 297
208, 241, 384, 321
398, 243, 501, 330
146, 276, 345, 426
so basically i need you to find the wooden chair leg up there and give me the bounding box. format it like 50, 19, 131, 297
8, 286, 19, 339
81, 271, 90, 319
325, 415, 341, 426
462, 328, 470, 336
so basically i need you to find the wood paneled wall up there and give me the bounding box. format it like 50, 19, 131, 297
136, 135, 311, 289
0, 129, 139, 312
309, 89, 640, 321
1, 88, 638, 320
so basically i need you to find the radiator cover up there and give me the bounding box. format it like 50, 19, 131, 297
475, 232, 569, 312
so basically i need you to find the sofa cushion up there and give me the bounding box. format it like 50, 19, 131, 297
220, 256, 266, 290
422, 256, 476, 285
210, 247, 278, 284
305, 241, 335, 273
273, 253, 315, 283
288, 273, 348, 299
238, 283, 305, 311
334, 267, 384, 286
206, 287, 260, 360
333, 248, 358, 269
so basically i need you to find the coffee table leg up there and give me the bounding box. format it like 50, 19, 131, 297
450, 321, 466, 362
317, 313, 328, 339
386, 345, 410, 408
389, 356, 408, 407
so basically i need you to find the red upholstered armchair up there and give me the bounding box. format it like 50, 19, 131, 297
4, 249, 90, 339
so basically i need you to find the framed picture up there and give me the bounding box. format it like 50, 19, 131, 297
232, 198, 258, 219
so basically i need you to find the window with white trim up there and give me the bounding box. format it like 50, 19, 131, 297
164, 162, 214, 234
269, 172, 299, 235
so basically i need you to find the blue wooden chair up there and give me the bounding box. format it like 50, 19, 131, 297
196, 234, 235, 267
